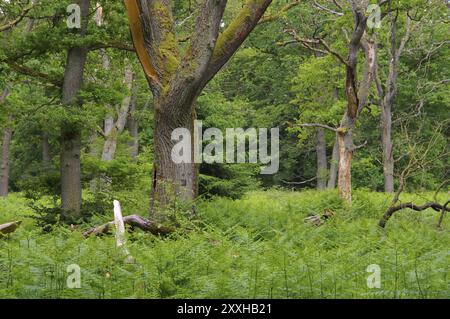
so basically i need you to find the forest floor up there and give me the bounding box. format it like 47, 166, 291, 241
0, 190, 448, 299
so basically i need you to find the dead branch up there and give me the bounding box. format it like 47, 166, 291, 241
312, 0, 344, 16
0, 221, 22, 235
378, 202, 450, 228
298, 123, 338, 132
83, 214, 174, 238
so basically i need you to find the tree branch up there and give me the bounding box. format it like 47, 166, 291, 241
312, 0, 344, 16
258, 0, 300, 25
379, 202, 450, 228
298, 123, 338, 132
6, 60, 63, 87
0, 2, 35, 33
83, 214, 174, 237
124, 0, 159, 87
200, 0, 272, 89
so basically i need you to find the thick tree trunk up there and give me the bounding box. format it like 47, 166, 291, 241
381, 100, 394, 192
60, 128, 82, 219
327, 134, 339, 189
125, 0, 271, 221
150, 102, 198, 222
60, 0, 90, 220
337, 115, 355, 202
0, 125, 12, 197
316, 128, 327, 190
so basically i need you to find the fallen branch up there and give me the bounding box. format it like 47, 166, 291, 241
83, 214, 173, 238
378, 202, 450, 228
0, 221, 22, 235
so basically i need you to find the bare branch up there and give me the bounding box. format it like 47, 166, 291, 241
298, 123, 338, 132
312, 0, 344, 16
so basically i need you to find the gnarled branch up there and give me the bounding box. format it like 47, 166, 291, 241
379, 201, 450, 228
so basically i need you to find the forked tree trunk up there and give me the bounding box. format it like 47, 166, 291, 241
0, 125, 12, 197
125, 0, 272, 219
316, 128, 327, 189
327, 134, 339, 189
60, 0, 90, 220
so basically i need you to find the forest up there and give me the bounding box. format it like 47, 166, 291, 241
0, 0, 448, 300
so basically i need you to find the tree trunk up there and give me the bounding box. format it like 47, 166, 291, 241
42, 132, 51, 168
337, 115, 355, 202
381, 100, 394, 192
60, 128, 82, 219
127, 74, 139, 160
316, 128, 327, 189
0, 125, 12, 197
101, 64, 133, 161
59, 0, 90, 220
327, 134, 339, 189
150, 101, 198, 222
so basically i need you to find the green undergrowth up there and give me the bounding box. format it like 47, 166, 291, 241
0, 190, 448, 299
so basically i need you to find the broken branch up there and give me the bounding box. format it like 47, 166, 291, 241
83, 214, 174, 238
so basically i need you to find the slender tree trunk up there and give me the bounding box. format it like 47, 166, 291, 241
127, 75, 139, 160
0, 87, 12, 197
327, 134, 339, 189
60, 0, 90, 220
101, 64, 133, 161
381, 100, 394, 192
316, 128, 327, 189
0, 125, 12, 197
337, 114, 355, 202
150, 101, 198, 222
42, 132, 51, 168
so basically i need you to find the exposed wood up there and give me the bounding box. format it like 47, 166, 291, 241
83, 214, 174, 238
124, 0, 159, 85
304, 209, 334, 226
0, 221, 22, 235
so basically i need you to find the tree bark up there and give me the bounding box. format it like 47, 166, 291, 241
127, 74, 139, 160
60, 0, 90, 220
337, 115, 355, 202
42, 132, 52, 168
316, 128, 327, 189
381, 100, 394, 192
150, 101, 198, 222
376, 14, 410, 193
125, 0, 271, 219
101, 64, 133, 161
327, 134, 339, 189
0, 125, 12, 197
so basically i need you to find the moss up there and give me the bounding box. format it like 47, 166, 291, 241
213, 0, 269, 60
